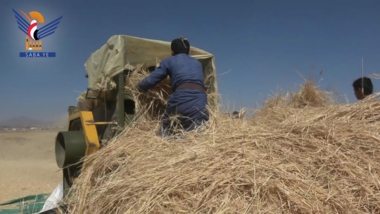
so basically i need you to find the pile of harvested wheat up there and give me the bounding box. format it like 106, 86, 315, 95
62, 78, 380, 213
123, 64, 172, 120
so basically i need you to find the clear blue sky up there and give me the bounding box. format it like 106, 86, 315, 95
0, 0, 379, 121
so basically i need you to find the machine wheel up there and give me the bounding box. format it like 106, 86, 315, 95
69, 118, 82, 131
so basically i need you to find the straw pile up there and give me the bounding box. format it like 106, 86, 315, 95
123, 64, 172, 120
62, 79, 380, 214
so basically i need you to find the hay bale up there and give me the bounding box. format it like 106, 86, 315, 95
62, 81, 380, 214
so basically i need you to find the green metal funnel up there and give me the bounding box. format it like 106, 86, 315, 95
55, 131, 86, 168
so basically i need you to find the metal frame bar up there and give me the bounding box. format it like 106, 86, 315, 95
117, 72, 125, 128
85, 88, 103, 100
79, 111, 101, 156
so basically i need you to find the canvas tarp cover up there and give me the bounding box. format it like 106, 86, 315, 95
83, 35, 218, 108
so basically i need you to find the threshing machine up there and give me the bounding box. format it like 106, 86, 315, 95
54, 35, 219, 198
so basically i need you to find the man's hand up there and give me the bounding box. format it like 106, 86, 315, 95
135, 84, 147, 93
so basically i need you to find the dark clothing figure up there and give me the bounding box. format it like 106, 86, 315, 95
137, 39, 209, 136
159, 88, 208, 136
137, 53, 206, 93
352, 77, 373, 100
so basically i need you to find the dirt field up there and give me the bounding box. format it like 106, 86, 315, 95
0, 130, 61, 203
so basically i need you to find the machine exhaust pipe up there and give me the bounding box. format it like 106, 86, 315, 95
55, 131, 86, 168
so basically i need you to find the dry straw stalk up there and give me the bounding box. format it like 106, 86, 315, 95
61, 76, 380, 214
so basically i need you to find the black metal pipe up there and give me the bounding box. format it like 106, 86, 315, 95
117, 72, 125, 128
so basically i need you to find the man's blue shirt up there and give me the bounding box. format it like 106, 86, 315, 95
137, 53, 205, 92
137, 53, 209, 133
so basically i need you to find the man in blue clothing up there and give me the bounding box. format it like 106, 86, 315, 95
136, 38, 209, 137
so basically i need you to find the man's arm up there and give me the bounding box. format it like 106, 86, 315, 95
136, 60, 169, 92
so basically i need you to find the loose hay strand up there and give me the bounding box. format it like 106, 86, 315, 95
62, 78, 380, 214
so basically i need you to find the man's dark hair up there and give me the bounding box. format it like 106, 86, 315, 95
171, 38, 190, 55
352, 77, 373, 95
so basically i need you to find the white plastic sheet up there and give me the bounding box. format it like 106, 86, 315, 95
38, 182, 63, 213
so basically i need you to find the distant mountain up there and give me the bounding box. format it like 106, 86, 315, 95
0, 116, 52, 128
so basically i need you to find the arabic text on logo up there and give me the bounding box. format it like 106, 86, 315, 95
12, 9, 63, 58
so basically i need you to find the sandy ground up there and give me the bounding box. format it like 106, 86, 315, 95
0, 130, 61, 203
